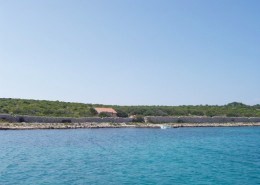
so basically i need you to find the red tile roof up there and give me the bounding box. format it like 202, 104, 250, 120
94, 108, 117, 114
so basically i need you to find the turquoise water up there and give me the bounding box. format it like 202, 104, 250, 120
0, 127, 260, 185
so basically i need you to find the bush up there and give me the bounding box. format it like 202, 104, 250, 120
61, 119, 72, 123
177, 119, 184, 123
18, 117, 25, 122
89, 108, 98, 116
99, 112, 111, 117
0, 118, 10, 123
116, 110, 128, 118
205, 111, 215, 117
132, 115, 144, 123
226, 112, 240, 117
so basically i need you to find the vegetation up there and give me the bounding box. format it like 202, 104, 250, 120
98, 112, 111, 118
0, 98, 260, 118
116, 110, 128, 118
132, 115, 145, 123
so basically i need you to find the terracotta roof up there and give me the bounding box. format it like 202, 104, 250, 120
94, 108, 117, 114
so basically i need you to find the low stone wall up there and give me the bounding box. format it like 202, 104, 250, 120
0, 114, 17, 122
1, 114, 260, 124
0, 114, 133, 123
144, 116, 260, 123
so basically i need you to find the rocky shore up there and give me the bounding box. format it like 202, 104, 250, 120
0, 122, 260, 130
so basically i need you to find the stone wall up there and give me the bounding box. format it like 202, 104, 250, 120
0, 114, 17, 122
0, 114, 133, 123
1, 114, 260, 124
145, 116, 260, 123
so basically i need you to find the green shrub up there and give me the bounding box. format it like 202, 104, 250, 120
116, 110, 128, 118
89, 107, 98, 116
99, 112, 111, 117
132, 115, 144, 123
61, 119, 72, 123
177, 119, 184, 123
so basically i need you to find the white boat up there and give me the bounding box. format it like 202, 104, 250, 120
160, 125, 171, 129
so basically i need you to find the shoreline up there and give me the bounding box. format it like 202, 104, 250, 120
0, 122, 260, 130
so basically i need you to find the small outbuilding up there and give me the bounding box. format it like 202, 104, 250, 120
94, 108, 117, 117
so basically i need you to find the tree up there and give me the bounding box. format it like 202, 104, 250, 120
116, 110, 128, 117
99, 112, 111, 117
89, 108, 98, 116
132, 115, 145, 122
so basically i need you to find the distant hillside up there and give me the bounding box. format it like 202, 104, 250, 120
0, 98, 260, 118
0, 98, 97, 117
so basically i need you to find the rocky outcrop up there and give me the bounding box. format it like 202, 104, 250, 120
0, 122, 260, 130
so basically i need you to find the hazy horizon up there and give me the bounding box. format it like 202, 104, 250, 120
1, 0, 260, 106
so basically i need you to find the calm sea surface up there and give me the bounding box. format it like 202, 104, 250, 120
0, 127, 260, 185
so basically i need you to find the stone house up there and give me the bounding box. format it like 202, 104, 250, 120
94, 108, 117, 117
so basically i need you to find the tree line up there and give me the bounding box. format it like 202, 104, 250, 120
0, 98, 259, 118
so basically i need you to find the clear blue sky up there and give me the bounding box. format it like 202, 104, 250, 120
1, 0, 260, 105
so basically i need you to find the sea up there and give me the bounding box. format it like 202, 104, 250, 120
0, 127, 259, 185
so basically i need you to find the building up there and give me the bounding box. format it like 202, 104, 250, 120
94, 108, 117, 117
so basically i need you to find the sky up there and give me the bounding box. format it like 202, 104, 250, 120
0, 0, 260, 106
